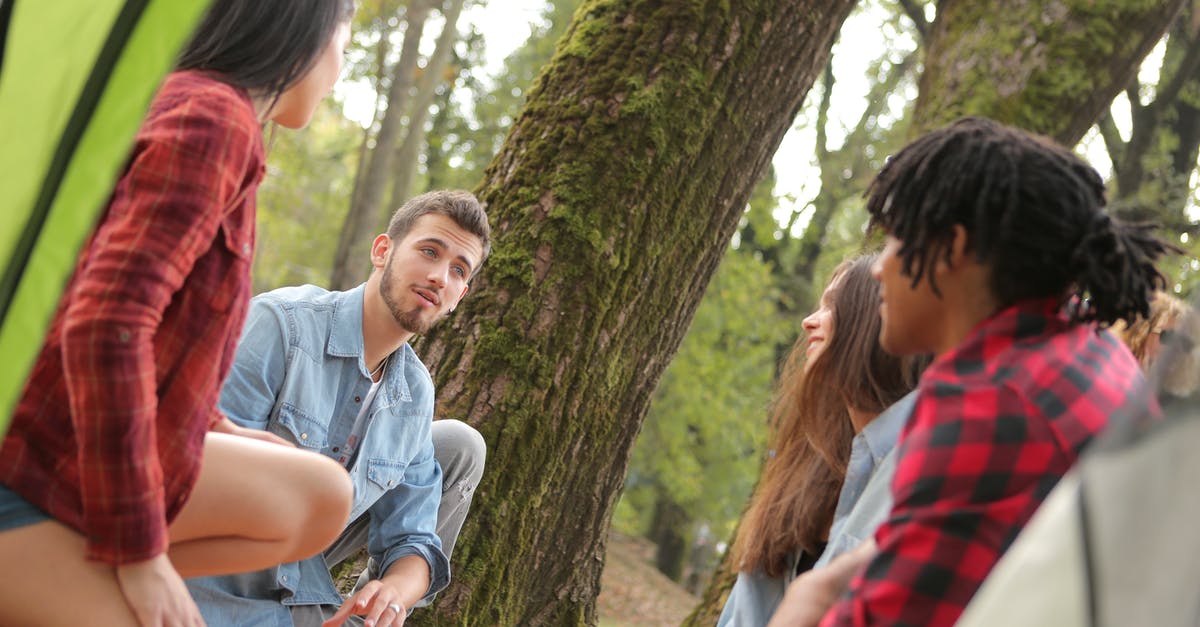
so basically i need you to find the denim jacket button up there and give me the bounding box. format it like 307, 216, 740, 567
300, 433, 308, 440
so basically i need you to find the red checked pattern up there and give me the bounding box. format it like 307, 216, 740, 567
0, 71, 265, 565
822, 298, 1147, 627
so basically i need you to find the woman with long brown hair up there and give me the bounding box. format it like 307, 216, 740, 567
719, 254, 925, 626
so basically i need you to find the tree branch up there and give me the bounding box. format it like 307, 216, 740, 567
1126, 82, 1143, 112
897, 0, 929, 42
1097, 111, 1126, 173
815, 58, 834, 163
1152, 30, 1200, 113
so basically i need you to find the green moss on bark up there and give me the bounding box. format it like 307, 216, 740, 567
410, 0, 859, 624
914, 0, 1184, 144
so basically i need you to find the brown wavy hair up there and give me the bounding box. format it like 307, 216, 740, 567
732, 255, 924, 577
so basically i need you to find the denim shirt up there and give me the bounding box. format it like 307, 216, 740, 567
186, 284, 449, 626
717, 392, 916, 626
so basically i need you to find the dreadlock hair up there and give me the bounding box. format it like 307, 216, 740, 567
865, 117, 1180, 326
732, 255, 927, 578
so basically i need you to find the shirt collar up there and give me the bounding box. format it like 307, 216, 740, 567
931, 296, 1070, 372
860, 390, 917, 462
326, 283, 366, 359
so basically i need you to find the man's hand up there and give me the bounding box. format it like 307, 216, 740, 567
767, 539, 878, 627
322, 579, 407, 627
324, 555, 429, 627
211, 416, 294, 447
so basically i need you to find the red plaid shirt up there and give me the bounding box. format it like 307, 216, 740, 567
821, 298, 1145, 627
0, 71, 264, 565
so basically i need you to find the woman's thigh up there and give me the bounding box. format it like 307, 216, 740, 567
0, 520, 138, 626
168, 432, 351, 543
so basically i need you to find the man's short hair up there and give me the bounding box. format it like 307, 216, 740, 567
386, 190, 491, 274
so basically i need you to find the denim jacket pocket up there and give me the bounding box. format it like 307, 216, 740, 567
366, 457, 409, 492
274, 402, 329, 450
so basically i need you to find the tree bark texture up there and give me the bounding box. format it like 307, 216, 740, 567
912, 0, 1186, 145
409, 0, 856, 623
331, 0, 433, 290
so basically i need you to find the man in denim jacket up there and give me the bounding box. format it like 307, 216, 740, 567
187, 190, 490, 626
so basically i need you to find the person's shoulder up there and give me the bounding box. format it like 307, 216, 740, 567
253, 284, 341, 312
142, 71, 260, 143
156, 71, 254, 115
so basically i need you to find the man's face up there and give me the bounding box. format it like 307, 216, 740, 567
872, 234, 945, 356
378, 213, 484, 335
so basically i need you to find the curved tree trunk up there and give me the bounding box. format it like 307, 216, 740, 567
410, 0, 857, 623
912, 0, 1186, 145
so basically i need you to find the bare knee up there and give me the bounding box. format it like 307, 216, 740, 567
285, 453, 353, 561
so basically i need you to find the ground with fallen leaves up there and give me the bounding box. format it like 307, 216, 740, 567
597, 531, 699, 626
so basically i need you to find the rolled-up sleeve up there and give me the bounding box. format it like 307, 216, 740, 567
218, 297, 290, 430
61, 88, 259, 565
367, 442, 450, 602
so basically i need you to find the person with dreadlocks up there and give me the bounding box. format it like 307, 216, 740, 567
765, 117, 1179, 627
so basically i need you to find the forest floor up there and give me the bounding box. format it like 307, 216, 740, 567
597, 531, 699, 627
334, 530, 698, 625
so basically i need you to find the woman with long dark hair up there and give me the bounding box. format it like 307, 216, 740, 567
719, 255, 925, 625
0, 1, 356, 624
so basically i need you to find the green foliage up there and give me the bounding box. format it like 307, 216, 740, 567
252, 98, 361, 292
424, 0, 583, 192
616, 245, 785, 542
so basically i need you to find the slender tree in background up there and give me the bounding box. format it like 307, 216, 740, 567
387, 0, 467, 212
409, 0, 858, 623
331, 0, 435, 289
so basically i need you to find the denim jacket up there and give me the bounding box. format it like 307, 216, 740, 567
187, 284, 449, 626
717, 391, 916, 626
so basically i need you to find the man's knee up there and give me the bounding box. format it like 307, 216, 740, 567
431, 419, 486, 490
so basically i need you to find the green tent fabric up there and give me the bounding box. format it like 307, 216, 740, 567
0, 0, 212, 438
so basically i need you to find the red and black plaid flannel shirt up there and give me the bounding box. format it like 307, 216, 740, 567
0, 71, 265, 565
821, 298, 1146, 626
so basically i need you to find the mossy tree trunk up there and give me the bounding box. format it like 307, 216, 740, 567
912, 0, 1186, 145
410, 0, 856, 623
